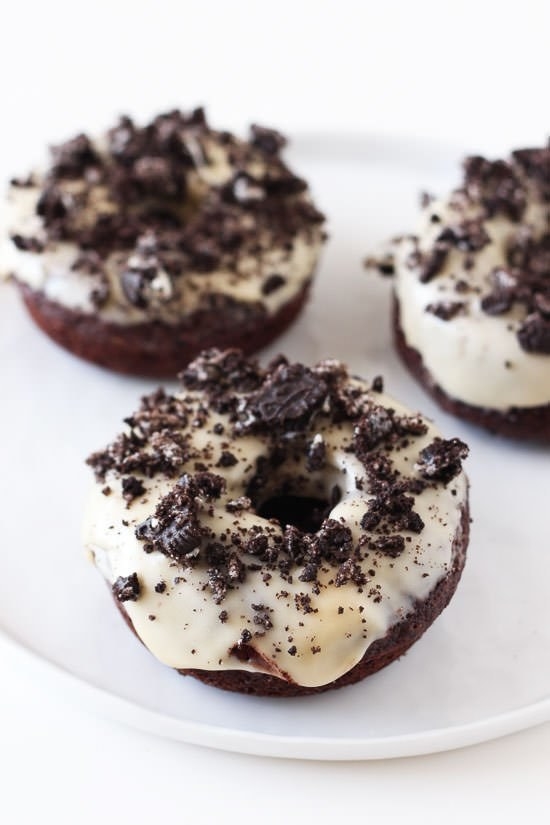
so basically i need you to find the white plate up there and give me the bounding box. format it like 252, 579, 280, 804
1, 135, 549, 761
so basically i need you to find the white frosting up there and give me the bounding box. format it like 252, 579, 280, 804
2, 131, 324, 325
82, 376, 468, 688
393, 173, 549, 410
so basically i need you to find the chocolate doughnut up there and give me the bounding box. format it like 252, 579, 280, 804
83, 350, 470, 696
386, 142, 550, 440
2, 110, 325, 376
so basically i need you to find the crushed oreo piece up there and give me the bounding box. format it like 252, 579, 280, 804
426, 301, 465, 321
361, 486, 425, 535
227, 553, 245, 583
71, 250, 110, 307
294, 593, 314, 614
135, 473, 224, 561
416, 438, 469, 484
180, 349, 263, 397
418, 244, 449, 283
10, 234, 44, 253
463, 155, 526, 221
511, 145, 550, 202
262, 170, 307, 197
250, 124, 286, 155
298, 561, 319, 583
119, 232, 174, 309
36, 184, 69, 223
351, 404, 429, 466
226, 496, 252, 513
353, 406, 395, 456
216, 450, 238, 468
50, 133, 100, 179
372, 534, 406, 557
364, 253, 395, 276
10, 175, 37, 188
436, 221, 490, 253
480, 290, 513, 316
334, 557, 367, 587
478, 234, 550, 346
316, 519, 353, 564
86, 388, 191, 481
517, 313, 550, 354
112, 572, 140, 602
239, 362, 327, 432
121, 475, 146, 504
244, 530, 269, 557
417, 220, 490, 283
262, 273, 286, 295
252, 606, 273, 631
131, 155, 185, 199
305, 434, 326, 472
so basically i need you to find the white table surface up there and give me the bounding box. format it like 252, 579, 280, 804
1, 1, 549, 821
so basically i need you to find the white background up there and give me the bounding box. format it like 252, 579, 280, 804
1, 1, 549, 822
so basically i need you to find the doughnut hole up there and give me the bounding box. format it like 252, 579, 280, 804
258, 495, 331, 534
253, 465, 343, 535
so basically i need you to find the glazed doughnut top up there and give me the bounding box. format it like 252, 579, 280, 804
391, 142, 550, 409
83, 350, 469, 688
3, 108, 325, 325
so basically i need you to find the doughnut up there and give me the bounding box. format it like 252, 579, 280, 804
2, 109, 325, 376
83, 349, 470, 697
385, 142, 550, 440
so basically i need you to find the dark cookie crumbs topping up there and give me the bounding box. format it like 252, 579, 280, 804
364, 253, 395, 276
237, 362, 327, 433
414, 220, 490, 283
480, 234, 550, 353
262, 273, 286, 295
12, 108, 325, 314
426, 301, 465, 321
121, 475, 146, 505
406, 144, 550, 354
250, 124, 287, 155
372, 534, 406, 558
135, 472, 224, 562
217, 450, 238, 468
86, 388, 192, 480
88, 350, 468, 609
10, 234, 45, 253
305, 436, 326, 472
112, 572, 140, 602
517, 313, 550, 354
416, 438, 469, 484
462, 155, 526, 221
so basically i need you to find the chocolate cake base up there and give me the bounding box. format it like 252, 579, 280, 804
19, 280, 312, 377
393, 298, 550, 442
114, 503, 469, 698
